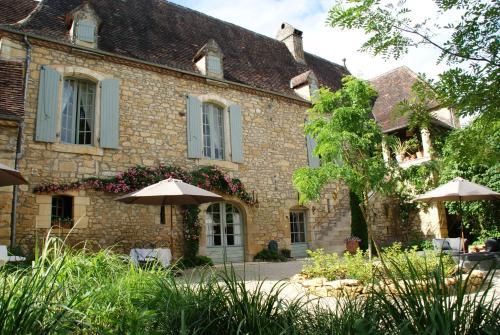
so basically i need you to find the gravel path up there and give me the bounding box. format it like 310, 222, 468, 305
179, 260, 500, 307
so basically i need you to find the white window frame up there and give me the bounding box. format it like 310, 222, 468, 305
52, 67, 111, 148
202, 102, 227, 160
60, 77, 97, 146
206, 203, 243, 247
290, 210, 307, 244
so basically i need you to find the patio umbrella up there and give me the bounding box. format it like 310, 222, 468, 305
0, 162, 28, 187
414, 177, 500, 253
414, 177, 500, 202
115, 178, 222, 247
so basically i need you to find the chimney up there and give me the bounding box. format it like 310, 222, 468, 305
276, 23, 305, 63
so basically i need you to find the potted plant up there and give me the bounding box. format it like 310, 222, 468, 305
51, 216, 73, 229
344, 236, 362, 254
405, 137, 420, 160
391, 138, 409, 163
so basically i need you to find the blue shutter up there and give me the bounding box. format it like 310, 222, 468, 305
306, 135, 320, 168
100, 79, 120, 148
77, 20, 95, 43
35, 66, 60, 142
229, 104, 243, 163
187, 95, 202, 158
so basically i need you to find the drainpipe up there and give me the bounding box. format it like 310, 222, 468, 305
10, 35, 31, 248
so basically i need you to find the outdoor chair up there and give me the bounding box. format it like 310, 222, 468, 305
0, 245, 26, 266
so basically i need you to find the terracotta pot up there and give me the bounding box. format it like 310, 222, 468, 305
346, 240, 360, 254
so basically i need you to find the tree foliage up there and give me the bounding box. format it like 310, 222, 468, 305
293, 76, 387, 254
328, 0, 499, 119
440, 114, 500, 235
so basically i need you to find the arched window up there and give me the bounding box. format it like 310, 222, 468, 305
61, 78, 96, 145
202, 102, 225, 159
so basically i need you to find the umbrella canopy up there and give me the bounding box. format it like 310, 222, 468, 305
414, 177, 500, 202
115, 178, 222, 205
0, 162, 28, 187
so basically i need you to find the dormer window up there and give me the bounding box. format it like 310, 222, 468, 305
194, 39, 224, 79
290, 70, 319, 100
68, 2, 100, 48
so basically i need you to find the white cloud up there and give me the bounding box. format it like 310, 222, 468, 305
170, 0, 454, 79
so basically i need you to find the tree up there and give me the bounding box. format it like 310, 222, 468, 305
327, 0, 499, 119
439, 114, 500, 236
293, 76, 387, 256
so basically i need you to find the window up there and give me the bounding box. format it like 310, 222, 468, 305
290, 211, 306, 243
206, 55, 222, 75
61, 78, 96, 145
202, 102, 225, 160
51, 196, 73, 228
206, 203, 242, 247
75, 20, 96, 43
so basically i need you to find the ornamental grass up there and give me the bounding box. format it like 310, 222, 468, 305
0, 236, 498, 334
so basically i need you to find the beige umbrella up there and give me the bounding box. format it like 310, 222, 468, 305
115, 178, 222, 247
414, 177, 500, 202
414, 177, 500, 253
0, 162, 28, 187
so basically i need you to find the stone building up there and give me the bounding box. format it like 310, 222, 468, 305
368, 66, 459, 244
0, 0, 352, 262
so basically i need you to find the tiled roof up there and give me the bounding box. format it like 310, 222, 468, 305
0, 0, 37, 24
370, 66, 439, 132
1, 0, 349, 99
0, 60, 24, 120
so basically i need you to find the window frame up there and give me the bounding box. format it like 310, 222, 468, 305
51, 195, 74, 228
202, 102, 226, 160
206, 202, 243, 247
60, 77, 97, 146
290, 210, 307, 244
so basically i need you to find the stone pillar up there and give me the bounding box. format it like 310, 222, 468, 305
381, 139, 391, 162
421, 127, 432, 158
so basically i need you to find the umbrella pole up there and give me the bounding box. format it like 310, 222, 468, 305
170, 204, 173, 251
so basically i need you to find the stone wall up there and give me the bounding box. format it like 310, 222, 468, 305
1, 36, 351, 260
369, 191, 448, 247
0, 120, 18, 245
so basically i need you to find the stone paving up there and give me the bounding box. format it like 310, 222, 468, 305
180, 260, 500, 307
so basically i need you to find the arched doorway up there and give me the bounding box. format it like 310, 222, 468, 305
205, 202, 244, 263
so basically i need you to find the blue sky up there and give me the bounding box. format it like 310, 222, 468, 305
170, 0, 452, 79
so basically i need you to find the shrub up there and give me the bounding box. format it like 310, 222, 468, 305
279, 248, 291, 258
303, 249, 372, 282
303, 244, 455, 283
378, 243, 455, 280
254, 249, 287, 262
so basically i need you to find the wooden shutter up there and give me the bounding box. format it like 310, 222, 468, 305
100, 79, 120, 149
229, 104, 243, 163
77, 20, 95, 42
35, 66, 60, 142
187, 95, 202, 158
306, 135, 320, 168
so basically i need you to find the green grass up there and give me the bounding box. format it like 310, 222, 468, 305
0, 236, 498, 334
